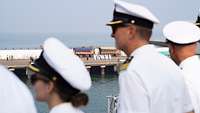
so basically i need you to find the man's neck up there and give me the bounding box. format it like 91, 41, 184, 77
125, 40, 149, 56
175, 45, 197, 65
177, 53, 196, 65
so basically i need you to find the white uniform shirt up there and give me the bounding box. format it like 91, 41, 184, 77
118, 44, 193, 113
180, 55, 200, 113
0, 65, 37, 113
50, 103, 84, 113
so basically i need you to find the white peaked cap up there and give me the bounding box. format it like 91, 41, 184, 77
107, 0, 160, 27
114, 0, 160, 24
0, 65, 37, 113
163, 21, 200, 44
42, 37, 92, 91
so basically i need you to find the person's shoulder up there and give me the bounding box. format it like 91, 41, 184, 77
128, 48, 169, 67
50, 103, 85, 113
154, 51, 176, 65
159, 54, 182, 72
191, 56, 200, 66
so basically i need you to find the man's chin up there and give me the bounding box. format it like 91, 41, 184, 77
115, 45, 120, 50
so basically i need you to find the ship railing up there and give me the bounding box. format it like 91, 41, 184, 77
106, 95, 118, 113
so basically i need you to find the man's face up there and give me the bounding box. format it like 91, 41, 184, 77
110, 24, 130, 50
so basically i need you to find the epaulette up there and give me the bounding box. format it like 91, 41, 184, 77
119, 56, 133, 72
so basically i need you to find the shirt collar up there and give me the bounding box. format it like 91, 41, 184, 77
130, 44, 155, 57
179, 55, 200, 69
50, 102, 73, 112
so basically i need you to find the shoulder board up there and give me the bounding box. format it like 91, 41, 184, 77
119, 56, 133, 72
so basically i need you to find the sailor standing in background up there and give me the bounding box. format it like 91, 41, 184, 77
0, 65, 37, 113
27, 37, 91, 113
163, 21, 200, 113
106, 0, 194, 113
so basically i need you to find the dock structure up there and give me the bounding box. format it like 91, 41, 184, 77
0, 57, 122, 68
0, 47, 127, 77
0, 44, 175, 77
0, 56, 126, 80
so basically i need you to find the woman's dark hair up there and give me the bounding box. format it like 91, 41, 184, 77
53, 74, 89, 107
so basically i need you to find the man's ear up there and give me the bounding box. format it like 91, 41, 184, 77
168, 43, 176, 58
128, 25, 136, 39
170, 44, 176, 54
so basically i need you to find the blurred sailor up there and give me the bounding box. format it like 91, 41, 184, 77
163, 21, 200, 113
27, 37, 91, 113
0, 65, 37, 113
106, 0, 194, 113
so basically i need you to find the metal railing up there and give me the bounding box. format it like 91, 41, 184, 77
106, 96, 118, 113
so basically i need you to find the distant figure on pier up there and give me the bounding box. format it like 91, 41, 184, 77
106, 0, 193, 113
163, 21, 200, 113
0, 65, 37, 113
27, 38, 91, 113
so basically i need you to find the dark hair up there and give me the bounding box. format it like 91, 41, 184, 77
135, 25, 152, 39
70, 93, 89, 107
52, 75, 89, 108
38, 73, 89, 107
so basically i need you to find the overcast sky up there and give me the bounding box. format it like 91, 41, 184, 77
0, 0, 199, 35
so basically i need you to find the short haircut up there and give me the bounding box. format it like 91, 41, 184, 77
135, 25, 152, 39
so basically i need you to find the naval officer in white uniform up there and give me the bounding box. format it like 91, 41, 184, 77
27, 38, 92, 113
0, 65, 37, 113
106, 0, 194, 113
163, 21, 200, 113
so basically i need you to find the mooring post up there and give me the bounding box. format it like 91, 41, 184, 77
101, 65, 106, 77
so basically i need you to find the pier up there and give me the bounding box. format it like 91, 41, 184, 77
0, 56, 124, 75
0, 46, 127, 80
